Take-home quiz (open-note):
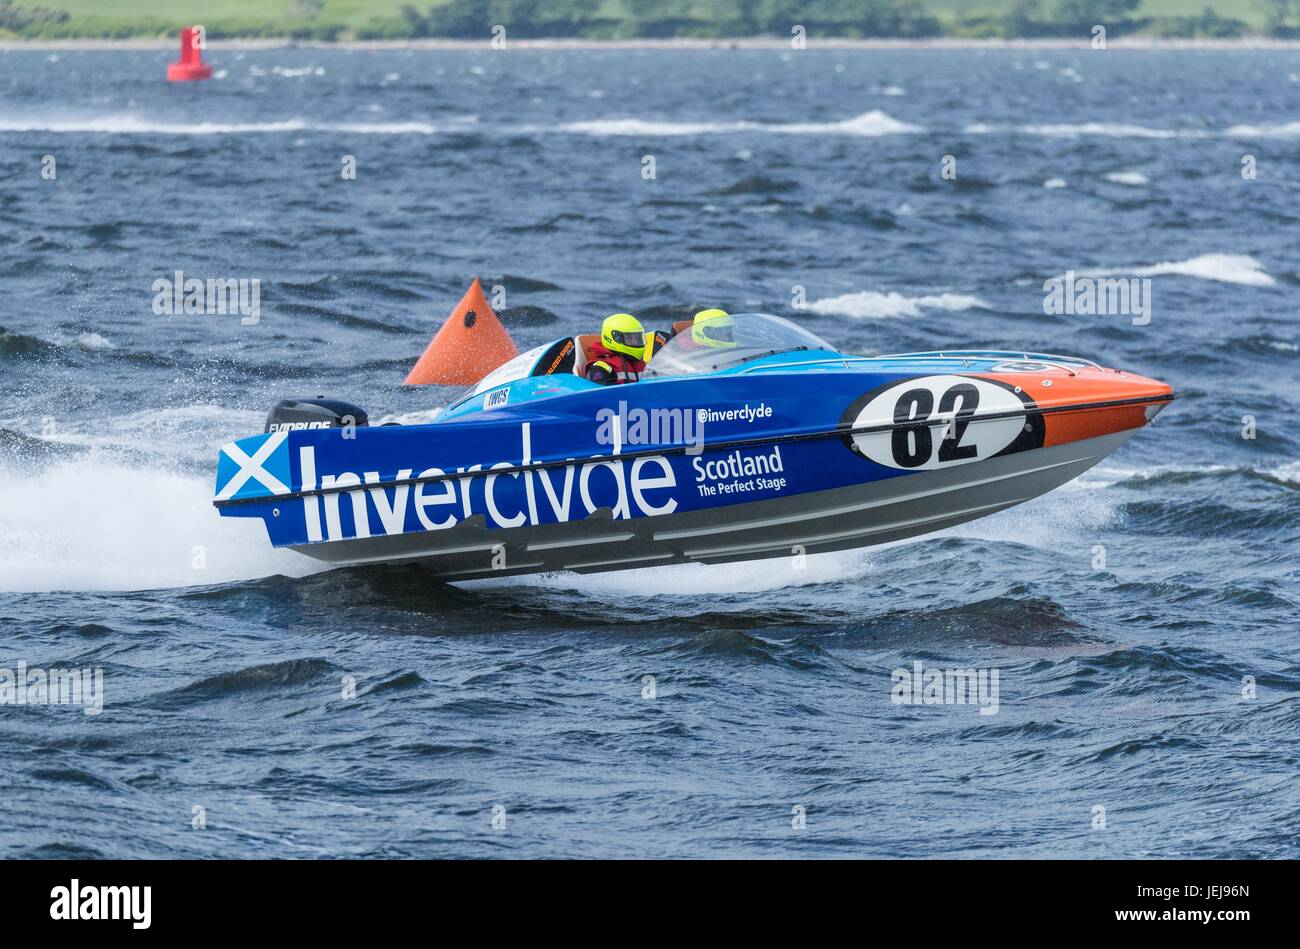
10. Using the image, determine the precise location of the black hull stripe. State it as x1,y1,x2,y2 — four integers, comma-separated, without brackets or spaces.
214,391,1173,509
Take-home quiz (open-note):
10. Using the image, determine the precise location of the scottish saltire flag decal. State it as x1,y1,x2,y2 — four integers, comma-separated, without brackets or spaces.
215,431,291,501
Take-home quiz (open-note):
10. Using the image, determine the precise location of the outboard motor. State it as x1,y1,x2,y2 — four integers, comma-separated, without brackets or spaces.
265,397,369,434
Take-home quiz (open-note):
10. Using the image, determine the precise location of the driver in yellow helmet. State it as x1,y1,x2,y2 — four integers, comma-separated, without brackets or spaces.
690,308,735,349
585,312,648,385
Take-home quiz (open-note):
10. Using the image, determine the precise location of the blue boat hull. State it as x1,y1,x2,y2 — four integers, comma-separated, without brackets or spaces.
213,350,1172,578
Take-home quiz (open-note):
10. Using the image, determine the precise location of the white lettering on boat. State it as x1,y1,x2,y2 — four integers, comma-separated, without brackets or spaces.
300,421,680,542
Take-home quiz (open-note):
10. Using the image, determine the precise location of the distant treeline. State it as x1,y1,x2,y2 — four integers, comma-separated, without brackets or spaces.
389,0,1273,40
5,0,1300,41
397,0,943,40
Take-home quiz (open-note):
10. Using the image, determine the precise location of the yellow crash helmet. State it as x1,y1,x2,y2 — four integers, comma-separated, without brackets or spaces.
692,309,734,348
600,312,646,359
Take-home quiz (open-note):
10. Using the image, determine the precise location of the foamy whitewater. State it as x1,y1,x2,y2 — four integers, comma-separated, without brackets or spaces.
1067,253,1275,287
1,47,1296,860
554,109,921,136
807,291,989,319
0,109,915,138
0,458,322,593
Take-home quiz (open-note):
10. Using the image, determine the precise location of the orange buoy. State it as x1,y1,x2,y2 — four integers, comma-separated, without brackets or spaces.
167,27,212,82
404,278,519,386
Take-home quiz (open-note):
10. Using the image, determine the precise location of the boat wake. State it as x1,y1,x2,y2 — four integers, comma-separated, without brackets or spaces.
0,456,321,593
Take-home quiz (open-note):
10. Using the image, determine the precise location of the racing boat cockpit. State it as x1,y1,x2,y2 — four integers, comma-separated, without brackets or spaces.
644,313,835,377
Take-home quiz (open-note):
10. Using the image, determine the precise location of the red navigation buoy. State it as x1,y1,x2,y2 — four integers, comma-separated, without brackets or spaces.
405,279,519,386
167,27,212,82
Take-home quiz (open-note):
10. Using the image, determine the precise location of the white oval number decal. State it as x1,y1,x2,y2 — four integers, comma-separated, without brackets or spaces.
851,375,1025,470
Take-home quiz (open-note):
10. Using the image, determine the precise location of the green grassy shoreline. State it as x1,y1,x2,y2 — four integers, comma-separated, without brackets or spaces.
0,0,1293,41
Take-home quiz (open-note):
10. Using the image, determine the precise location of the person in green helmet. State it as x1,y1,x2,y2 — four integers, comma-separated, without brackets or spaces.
585,312,648,385
690,308,735,349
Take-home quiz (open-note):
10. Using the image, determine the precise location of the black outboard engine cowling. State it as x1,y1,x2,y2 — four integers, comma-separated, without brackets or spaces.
265,397,369,434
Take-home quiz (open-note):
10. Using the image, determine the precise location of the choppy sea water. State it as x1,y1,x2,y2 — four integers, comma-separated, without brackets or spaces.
0,47,1297,858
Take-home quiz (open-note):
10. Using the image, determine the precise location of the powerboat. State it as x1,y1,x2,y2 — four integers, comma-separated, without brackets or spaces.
213,313,1173,579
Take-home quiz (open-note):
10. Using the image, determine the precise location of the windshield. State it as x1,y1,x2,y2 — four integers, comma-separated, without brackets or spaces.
644,313,834,377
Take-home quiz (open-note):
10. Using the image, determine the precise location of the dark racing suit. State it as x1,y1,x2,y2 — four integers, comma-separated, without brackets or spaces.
585,344,646,385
